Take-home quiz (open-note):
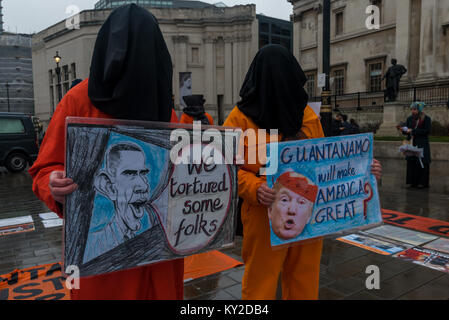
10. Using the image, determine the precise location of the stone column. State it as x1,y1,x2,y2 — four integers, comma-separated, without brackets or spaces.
172,35,188,107
395,0,412,83
232,40,240,104
292,12,302,62
417,0,438,82
203,35,216,115
224,37,234,110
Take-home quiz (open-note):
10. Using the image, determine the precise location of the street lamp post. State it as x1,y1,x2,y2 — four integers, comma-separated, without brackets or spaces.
5,81,10,112
320,0,332,137
53,51,62,114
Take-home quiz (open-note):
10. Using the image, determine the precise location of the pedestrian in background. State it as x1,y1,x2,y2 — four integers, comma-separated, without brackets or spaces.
339,114,352,135
332,113,343,136
400,102,431,188
350,119,360,134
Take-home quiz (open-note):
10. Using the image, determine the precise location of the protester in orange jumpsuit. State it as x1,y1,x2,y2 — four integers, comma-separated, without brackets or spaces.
179,94,214,125
29,4,183,300
223,45,382,300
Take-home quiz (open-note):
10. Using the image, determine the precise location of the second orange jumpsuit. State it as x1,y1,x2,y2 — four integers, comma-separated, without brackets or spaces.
223,105,324,300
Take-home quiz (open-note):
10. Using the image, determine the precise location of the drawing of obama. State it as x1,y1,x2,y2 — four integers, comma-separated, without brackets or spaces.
83,142,155,263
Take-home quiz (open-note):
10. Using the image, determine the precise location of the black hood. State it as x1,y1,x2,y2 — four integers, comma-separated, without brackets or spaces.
183,94,206,117
237,45,308,137
182,94,209,124
88,4,173,122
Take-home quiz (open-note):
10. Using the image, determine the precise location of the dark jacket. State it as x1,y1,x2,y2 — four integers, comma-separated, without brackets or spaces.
332,119,342,136
405,114,431,164
340,121,352,136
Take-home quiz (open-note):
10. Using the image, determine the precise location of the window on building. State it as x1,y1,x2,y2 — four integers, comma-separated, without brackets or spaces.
332,67,345,95
57,84,62,103
367,60,384,92
192,47,199,64
260,22,269,33
272,24,281,35
63,83,70,95
305,72,316,98
259,34,269,49
280,38,291,52
50,86,55,113
49,70,53,86
335,11,344,36
71,63,77,80
63,65,69,82
62,65,70,95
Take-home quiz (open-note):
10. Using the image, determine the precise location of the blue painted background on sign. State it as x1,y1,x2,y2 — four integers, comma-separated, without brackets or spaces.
266,133,382,247
88,132,170,234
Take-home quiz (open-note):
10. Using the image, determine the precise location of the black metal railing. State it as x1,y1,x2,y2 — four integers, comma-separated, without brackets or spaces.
309,82,449,111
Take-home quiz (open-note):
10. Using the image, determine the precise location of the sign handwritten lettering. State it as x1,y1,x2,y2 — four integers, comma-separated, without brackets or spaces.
267,133,382,247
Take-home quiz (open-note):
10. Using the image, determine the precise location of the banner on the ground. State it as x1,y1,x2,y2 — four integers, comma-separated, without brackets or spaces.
0,263,69,300
0,251,243,300
64,118,238,277
266,133,382,247
382,209,449,237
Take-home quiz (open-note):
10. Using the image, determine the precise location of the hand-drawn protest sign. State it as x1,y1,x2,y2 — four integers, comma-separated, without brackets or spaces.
266,133,382,247
64,118,238,277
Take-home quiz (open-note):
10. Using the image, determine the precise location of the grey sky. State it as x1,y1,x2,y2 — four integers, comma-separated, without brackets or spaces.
2,0,292,34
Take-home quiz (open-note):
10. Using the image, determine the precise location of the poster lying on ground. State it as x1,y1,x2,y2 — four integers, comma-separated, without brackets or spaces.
364,224,438,246
266,133,382,247
394,247,449,273
423,238,449,254
64,118,238,277
337,233,411,255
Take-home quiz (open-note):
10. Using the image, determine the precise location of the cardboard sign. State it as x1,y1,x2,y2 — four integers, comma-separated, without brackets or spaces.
266,133,382,247
64,118,238,277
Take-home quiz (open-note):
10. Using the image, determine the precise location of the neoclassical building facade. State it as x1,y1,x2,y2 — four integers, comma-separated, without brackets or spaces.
32,5,260,127
289,0,449,98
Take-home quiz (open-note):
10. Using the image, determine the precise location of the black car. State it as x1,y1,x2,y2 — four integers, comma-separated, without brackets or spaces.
0,112,39,173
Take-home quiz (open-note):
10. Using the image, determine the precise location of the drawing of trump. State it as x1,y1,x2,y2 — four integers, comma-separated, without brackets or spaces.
83,142,154,263
268,171,318,240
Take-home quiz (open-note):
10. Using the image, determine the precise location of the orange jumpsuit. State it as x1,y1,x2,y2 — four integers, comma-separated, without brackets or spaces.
223,106,324,300
179,113,214,125
29,79,184,300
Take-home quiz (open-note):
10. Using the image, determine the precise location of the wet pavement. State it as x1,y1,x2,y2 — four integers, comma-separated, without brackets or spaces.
0,158,448,300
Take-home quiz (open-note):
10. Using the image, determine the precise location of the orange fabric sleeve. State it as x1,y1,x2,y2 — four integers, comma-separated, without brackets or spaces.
223,107,265,205
302,106,325,139
179,113,193,124
206,113,214,125
28,94,75,217
171,109,179,123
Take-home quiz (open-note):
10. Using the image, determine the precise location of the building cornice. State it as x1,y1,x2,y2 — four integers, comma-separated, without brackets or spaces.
331,22,395,45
